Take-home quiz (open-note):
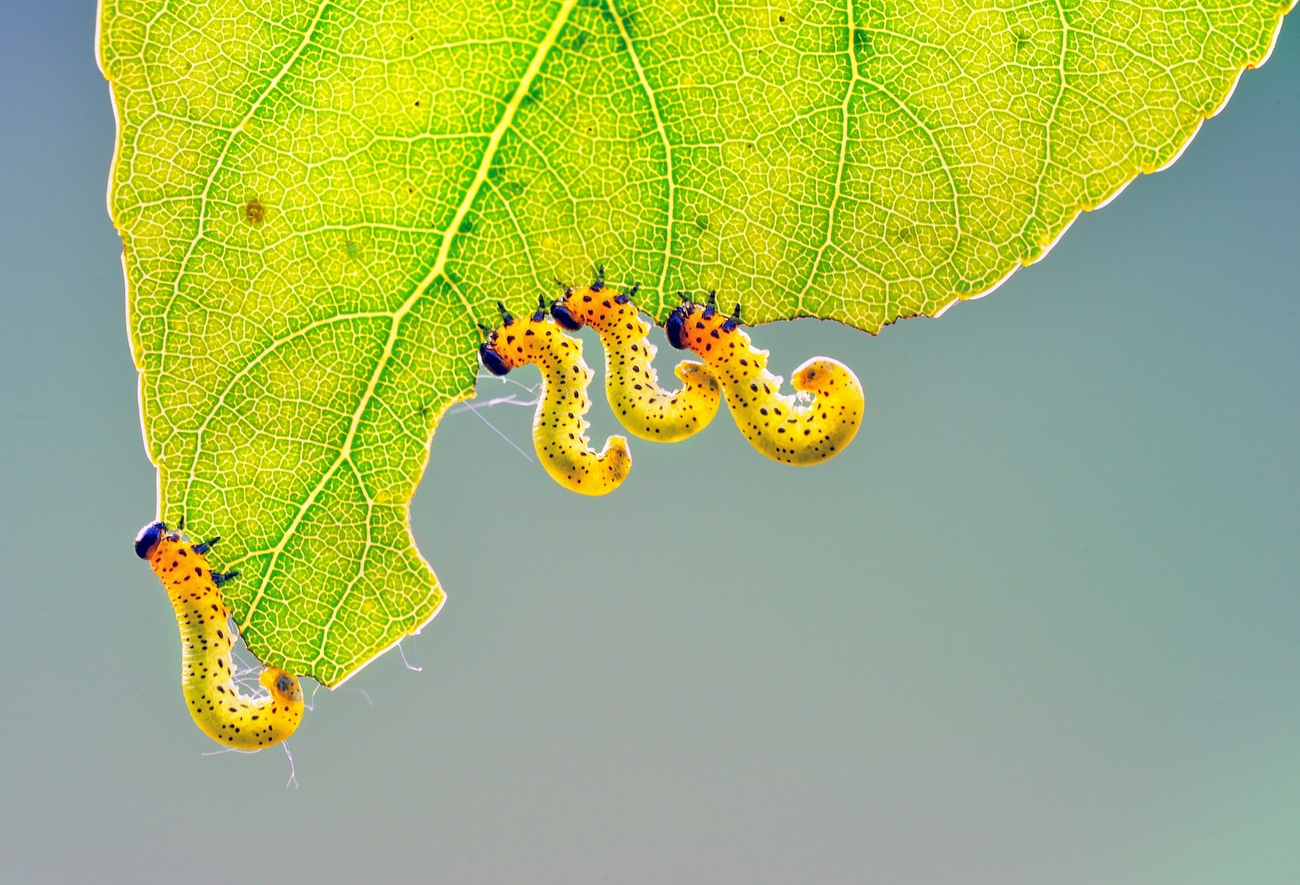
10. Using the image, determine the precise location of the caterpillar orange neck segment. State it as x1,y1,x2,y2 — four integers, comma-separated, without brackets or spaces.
552,282,720,443
481,306,631,495
136,521,303,749
666,298,864,465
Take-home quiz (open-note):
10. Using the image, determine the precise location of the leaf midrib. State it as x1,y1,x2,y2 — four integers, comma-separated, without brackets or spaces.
235,0,582,641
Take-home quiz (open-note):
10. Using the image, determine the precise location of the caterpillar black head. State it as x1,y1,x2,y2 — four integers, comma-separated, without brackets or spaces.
549,276,584,330
550,295,583,331
135,520,167,559
480,341,510,376
478,318,511,376
665,292,694,350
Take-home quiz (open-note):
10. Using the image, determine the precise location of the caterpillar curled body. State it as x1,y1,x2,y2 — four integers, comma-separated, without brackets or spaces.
135,520,304,749
480,298,632,495
551,274,721,443
666,294,865,465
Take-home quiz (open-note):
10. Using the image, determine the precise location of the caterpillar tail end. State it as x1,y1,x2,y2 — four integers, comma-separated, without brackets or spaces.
253,666,306,749
590,434,632,495
791,356,863,402
673,360,721,396
790,356,866,462
260,666,305,707
541,434,633,496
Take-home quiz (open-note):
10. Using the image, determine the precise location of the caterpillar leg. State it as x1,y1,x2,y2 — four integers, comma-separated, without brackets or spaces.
479,298,631,495
551,272,721,443
134,521,304,749
666,294,864,465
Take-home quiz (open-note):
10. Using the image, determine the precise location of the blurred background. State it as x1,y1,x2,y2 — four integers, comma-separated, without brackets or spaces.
1,2,1297,883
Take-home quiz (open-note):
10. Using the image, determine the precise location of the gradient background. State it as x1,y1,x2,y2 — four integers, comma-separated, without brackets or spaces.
1,2,1297,882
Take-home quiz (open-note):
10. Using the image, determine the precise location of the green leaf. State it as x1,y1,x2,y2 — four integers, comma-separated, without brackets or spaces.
99,0,1293,686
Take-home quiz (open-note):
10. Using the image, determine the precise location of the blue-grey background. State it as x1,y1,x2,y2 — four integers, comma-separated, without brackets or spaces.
1,2,1297,882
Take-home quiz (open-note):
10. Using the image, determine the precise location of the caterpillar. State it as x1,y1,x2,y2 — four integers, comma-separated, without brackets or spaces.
135,520,304,749
666,293,864,465
551,271,722,443
479,297,632,495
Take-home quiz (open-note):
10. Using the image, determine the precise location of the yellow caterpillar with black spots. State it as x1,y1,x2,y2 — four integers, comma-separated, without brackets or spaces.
666,293,864,465
135,520,304,748
550,271,721,443
479,297,632,495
